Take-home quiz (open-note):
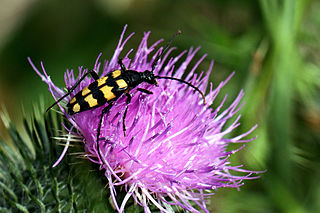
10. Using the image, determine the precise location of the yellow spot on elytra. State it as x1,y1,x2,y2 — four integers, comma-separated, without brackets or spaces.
116,79,128,89
112,70,121,78
84,94,98,107
100,85,116,100
73,103,80,113
97,76,108,87
69,97,76,104
82,87,91,96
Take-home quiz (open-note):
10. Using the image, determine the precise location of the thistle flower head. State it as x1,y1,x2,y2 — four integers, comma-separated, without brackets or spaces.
30,25,260,213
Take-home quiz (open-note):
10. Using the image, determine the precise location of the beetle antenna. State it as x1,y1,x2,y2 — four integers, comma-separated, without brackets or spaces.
155,76,206,104
151,30,181,72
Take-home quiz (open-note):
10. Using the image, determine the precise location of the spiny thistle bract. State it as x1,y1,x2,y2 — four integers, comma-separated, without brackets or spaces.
29,26,261,212
0,107,116,212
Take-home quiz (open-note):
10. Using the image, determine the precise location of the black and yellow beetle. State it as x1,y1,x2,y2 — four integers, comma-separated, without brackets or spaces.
47,31,206,162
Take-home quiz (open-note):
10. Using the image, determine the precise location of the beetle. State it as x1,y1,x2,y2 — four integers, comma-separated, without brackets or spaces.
47,31,206,162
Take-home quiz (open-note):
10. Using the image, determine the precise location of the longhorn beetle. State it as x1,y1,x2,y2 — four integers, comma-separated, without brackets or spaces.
47,30,206,163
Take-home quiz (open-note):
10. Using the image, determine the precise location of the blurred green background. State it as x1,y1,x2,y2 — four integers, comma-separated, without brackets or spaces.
0,0,319,212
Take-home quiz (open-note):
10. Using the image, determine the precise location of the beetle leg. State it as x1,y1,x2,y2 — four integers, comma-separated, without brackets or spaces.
96,103,113,164
118,58,127,72
137,88,153,94
67,70,99,91
88,70,99,80
46,70,99,112
123,93,132,136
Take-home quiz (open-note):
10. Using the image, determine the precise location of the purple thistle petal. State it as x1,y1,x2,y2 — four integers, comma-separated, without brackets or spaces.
52,126,74,167
30,26,262,212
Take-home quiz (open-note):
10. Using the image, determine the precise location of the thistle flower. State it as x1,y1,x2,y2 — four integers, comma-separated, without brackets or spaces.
29,25,260,213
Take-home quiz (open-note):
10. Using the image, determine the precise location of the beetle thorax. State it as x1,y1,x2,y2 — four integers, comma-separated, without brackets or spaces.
124,70,157,87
